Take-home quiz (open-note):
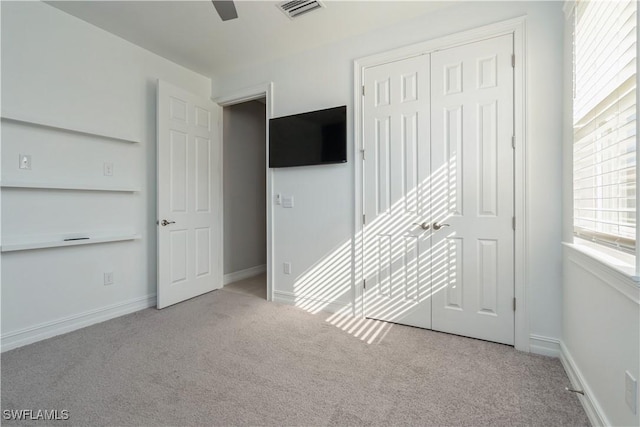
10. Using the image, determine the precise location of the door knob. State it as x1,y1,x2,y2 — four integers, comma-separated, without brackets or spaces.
160,219,175,226
432,222,450,231
413,222,430,230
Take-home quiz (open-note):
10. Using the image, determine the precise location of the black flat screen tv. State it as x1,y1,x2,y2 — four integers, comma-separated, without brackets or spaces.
269,105,347,168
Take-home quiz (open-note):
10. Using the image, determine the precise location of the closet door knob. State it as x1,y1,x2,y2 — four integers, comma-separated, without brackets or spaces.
413,222,431,230
160,219,175,226
432,222,450,231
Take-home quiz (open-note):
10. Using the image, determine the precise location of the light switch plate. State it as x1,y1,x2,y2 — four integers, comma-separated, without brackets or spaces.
103,162,114,176
19,154,31,170
282,196,294,208
283,262,291,275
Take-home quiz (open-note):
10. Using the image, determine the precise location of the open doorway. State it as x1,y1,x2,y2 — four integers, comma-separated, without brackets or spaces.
222,99,267,299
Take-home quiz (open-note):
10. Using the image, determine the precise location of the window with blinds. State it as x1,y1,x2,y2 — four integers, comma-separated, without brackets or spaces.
573,0,637,252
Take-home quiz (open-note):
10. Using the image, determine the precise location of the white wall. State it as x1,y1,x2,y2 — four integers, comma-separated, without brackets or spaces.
560,5,640,426
212,1,565,339
562,248,639,426
1,1,211,350
223,101,266,275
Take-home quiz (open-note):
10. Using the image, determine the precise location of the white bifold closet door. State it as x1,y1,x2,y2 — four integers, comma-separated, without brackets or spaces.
363,34,515,345
362,54,433,329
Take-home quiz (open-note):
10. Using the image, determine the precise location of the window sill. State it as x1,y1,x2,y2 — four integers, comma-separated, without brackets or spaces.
563,240,639,282
563,240,640,305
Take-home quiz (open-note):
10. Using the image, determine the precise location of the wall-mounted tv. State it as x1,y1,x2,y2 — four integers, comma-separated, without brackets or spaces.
269,105,347,168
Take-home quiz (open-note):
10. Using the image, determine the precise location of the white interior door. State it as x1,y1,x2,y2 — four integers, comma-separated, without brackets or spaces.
362,35,514,344
430,35,514,345
362,55,432,329
157,80,222,309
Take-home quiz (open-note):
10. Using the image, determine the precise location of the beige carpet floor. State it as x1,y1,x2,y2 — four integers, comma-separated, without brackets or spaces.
1,275,589,426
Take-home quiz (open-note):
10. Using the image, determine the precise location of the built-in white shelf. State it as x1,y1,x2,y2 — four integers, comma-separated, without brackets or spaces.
1,181,140,192
1,111,141,144
1,234,142,253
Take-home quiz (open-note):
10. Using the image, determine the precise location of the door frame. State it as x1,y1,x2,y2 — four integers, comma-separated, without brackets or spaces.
214,82,275,301
354,17,529,351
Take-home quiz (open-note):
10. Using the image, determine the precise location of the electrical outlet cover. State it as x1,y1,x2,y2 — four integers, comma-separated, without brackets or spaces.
103,272,114,285
19,154,31,170
626,371,637,414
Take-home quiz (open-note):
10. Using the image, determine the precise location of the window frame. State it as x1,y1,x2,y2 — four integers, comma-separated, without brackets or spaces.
568,0,639,273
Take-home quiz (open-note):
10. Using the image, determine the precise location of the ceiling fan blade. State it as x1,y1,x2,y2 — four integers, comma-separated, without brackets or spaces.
212,0,238,21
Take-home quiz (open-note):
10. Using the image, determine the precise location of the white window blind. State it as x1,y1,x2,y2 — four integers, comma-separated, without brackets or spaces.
573,0,637,251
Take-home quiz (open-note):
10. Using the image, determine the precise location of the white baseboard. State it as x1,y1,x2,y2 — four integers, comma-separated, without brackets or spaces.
559,341,609,427
1,294,156,353
223,264,266,286
529,334,561,357
273,290,351,314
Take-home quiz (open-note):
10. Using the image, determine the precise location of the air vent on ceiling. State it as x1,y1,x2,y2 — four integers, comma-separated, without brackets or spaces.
277,0,325,19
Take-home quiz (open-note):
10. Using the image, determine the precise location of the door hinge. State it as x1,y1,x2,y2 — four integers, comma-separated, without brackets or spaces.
362,85,365,96
363,214,366,224
511,54,515,68
512,216,516,230
513,297,516,311
512,135,516,149
363,279,367,289
361,149,366,160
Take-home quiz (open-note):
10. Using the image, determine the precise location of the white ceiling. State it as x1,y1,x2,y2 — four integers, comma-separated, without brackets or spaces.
46,1,455,77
